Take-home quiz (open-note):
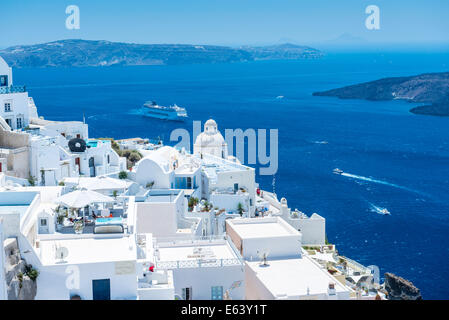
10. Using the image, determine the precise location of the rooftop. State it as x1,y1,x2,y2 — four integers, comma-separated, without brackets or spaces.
38,235,136,265
154,237,243,269
246,256,350,298
227,217,299,239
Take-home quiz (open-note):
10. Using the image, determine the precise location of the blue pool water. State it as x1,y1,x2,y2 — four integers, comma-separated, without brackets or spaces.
95,217,123,224
14,52,449,299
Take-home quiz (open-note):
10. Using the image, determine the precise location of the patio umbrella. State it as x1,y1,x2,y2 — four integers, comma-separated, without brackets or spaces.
55,189,114,209
82,176,132,191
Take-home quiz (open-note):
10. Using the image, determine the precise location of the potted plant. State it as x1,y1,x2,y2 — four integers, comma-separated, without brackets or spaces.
56,214,65,230
188,197,199,211
74,220,84,234
237,202,244,216
146,181,155,189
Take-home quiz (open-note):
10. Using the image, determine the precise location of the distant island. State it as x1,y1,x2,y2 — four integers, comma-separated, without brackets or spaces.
0,39,323,68
313,72,449,117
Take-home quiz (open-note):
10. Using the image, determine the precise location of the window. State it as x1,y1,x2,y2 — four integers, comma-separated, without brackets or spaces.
182,287,192,300
0,75,7,87
211,286,223,300
4,102,11,112
5,119,12,127
187,177,192,189
16,117,23,129
40,219,47,226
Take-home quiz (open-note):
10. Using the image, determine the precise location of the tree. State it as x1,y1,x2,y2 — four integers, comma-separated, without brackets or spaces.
188,197,199,211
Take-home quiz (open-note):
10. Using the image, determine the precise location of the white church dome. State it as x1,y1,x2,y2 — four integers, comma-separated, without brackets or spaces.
196,119,225,147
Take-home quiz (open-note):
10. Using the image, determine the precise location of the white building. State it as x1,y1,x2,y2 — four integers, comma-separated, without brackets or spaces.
0,56,38,130
35,236,138,300
133,146,201,196
152,236,245,300
0,187,176,300
201,153,255,216
226,217,302,260
226,217,352,300
0,124,30,178
0,218,7,300
133,189,201,238
260,192,326,245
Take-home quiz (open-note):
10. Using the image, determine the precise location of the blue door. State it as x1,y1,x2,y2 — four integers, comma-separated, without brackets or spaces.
92,279,110,300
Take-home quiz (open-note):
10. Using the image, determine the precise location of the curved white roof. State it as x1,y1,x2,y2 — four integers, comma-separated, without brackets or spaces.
136,146,179,174
0,56,9,73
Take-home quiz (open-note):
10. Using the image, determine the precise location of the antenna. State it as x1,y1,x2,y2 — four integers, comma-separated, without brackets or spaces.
55,246,69,263
257,249,270,267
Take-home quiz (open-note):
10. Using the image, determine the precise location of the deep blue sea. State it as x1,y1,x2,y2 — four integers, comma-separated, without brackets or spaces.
15,52,449,299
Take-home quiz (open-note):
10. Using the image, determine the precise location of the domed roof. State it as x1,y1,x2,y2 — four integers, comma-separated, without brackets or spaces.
194,119,226,147
205,119,217,128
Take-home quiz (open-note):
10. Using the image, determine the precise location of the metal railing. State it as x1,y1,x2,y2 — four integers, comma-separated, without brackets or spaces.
0,85,26,94
156,258,242,269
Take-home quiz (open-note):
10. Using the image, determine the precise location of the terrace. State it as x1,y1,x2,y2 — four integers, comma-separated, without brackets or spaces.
153,235,244,269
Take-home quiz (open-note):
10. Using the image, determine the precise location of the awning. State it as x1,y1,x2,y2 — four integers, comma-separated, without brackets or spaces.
55,189,114,208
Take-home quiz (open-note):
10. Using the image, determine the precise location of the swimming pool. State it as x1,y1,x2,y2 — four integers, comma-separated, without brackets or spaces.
95,217,123,225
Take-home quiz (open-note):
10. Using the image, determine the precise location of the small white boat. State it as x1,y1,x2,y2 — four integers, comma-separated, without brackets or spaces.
333,168,344,175
380,208,391,215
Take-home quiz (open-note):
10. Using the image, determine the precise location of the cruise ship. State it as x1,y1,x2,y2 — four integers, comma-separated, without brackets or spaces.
142,101,188,121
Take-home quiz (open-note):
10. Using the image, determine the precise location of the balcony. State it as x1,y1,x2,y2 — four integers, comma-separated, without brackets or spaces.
0,85,26,94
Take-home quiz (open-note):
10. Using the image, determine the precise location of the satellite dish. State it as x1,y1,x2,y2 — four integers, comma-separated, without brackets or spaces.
68,138,87,153
55,246,69,262
257,249,270,267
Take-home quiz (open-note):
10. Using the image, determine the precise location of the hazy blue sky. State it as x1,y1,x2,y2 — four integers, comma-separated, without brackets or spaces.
2,0,449,47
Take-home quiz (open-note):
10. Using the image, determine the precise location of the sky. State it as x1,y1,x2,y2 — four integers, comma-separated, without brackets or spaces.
2,0,449,48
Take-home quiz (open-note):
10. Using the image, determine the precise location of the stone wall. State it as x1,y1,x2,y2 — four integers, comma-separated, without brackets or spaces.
4,238,37,300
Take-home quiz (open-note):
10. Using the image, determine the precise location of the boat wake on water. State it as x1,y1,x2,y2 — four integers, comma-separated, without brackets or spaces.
334,169,426,196
369,203,391,215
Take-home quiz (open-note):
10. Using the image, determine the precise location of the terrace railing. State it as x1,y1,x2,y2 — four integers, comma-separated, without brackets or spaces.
156,258,242,269
0,85,26,94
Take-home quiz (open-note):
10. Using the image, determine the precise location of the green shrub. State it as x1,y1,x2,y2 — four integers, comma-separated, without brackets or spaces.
27,176,36,186
118,171,128,179
27,269,39,282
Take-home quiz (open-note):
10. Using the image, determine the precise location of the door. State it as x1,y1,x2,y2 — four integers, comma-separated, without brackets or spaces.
89,157,96,177
75,157,81,174
0,75,7,87
187,177,192,189
92,279,110,300
182,287,192,300
211,286,223,300
38,218,49,234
